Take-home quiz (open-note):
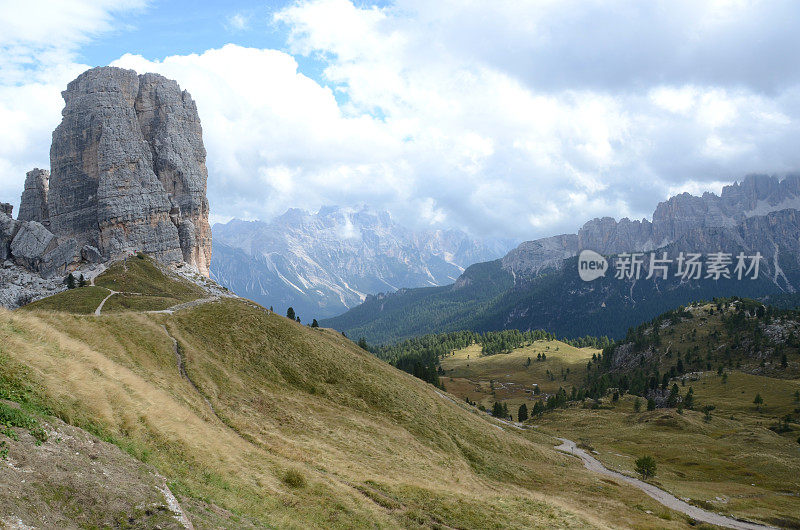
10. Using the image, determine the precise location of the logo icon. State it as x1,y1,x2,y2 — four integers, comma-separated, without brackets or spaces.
578,250,607,282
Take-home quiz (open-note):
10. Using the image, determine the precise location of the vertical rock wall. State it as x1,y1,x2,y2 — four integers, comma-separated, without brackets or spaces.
18,168,50,224
47,66,211,276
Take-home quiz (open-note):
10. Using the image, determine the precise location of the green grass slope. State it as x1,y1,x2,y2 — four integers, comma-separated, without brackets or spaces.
23,254,207,314
0,260,694,528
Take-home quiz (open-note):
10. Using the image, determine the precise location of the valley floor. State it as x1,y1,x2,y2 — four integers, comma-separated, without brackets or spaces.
439,338,800,528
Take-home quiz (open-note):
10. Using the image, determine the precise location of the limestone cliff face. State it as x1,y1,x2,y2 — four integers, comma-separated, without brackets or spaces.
18,168,50,224
48,66,211,276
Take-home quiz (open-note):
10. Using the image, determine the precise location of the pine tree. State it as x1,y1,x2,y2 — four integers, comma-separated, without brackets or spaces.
684,387,694,410
518,403,528,422
634,455,656,479
286,307,295,320
753,393,764,411
65,273,76,289
492,401,504,418
667,383,680,407
357,337,369,350
78,274,87,287
646,398,656,411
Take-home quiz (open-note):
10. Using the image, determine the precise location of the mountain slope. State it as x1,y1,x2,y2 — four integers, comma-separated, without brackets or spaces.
0,261,684,528
210,206,515,319
323,179,800,344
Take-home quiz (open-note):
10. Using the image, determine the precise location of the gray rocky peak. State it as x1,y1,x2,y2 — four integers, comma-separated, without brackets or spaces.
501,234,577,276
0,203,11,216
18,168,50,224
48,66,211,276
504,173,800,277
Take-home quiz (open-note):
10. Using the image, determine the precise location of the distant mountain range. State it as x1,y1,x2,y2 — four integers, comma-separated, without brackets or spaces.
322,174,800,344
210,206,516,319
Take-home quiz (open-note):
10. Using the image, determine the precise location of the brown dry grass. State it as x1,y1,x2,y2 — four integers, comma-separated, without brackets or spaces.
0,297,696,528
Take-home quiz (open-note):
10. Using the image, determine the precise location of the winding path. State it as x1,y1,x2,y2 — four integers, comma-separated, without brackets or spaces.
147,296,219,315
161,325,218,417
94,290,118,316
554,438,775,530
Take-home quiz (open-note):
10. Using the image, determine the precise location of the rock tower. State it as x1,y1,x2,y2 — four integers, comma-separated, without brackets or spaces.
47,66,211,276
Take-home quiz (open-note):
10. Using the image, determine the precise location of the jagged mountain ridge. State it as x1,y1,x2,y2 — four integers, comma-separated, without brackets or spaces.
503,173,800,277
323,174,800,343
210,206,516,319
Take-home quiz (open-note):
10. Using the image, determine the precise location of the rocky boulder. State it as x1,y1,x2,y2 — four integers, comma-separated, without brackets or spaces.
10,221,58,271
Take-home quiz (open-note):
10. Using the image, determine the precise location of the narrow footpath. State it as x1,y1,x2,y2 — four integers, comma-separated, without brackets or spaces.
160,325,218,418
94,290,117,316
554,438,775,530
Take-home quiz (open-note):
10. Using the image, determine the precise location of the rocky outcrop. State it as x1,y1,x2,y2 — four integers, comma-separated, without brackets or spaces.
48,66,211,276
0,66,215,308
501,234,577,276
18,168,50,224
1,212,21,261
9,221,57,270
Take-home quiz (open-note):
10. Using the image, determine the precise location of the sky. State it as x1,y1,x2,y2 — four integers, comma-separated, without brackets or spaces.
2,0,800,240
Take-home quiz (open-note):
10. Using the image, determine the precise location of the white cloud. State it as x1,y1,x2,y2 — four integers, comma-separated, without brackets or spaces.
226,12,250,31
265,0,800,237
3,0,800,243
110,45,402,222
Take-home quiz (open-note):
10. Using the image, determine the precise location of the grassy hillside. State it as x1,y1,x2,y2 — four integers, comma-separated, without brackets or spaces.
23,255,207,313
0,398,187,528
440,340,599,411
0,260,691,528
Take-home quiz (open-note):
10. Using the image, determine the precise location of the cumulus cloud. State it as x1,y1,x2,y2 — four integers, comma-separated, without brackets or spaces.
268,0,800,236
2,0,800,241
